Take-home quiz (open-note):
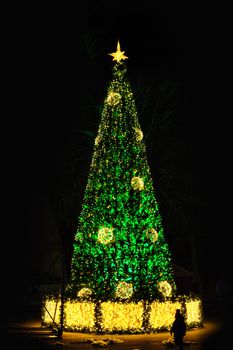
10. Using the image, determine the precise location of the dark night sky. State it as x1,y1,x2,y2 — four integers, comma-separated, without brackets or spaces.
2,1,232,296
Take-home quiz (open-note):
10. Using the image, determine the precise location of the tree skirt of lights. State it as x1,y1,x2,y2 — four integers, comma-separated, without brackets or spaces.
42,295,203,334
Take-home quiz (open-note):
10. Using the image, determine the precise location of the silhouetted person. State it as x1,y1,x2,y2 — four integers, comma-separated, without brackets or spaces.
170,309,186,350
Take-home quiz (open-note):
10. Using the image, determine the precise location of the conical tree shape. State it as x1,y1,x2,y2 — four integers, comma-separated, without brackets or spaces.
68,42,176,302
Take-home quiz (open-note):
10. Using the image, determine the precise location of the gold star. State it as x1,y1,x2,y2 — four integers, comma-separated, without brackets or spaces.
109,41,128,62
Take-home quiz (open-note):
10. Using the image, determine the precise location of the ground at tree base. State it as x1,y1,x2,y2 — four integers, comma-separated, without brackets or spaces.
5,299,231,350
6,317,229,350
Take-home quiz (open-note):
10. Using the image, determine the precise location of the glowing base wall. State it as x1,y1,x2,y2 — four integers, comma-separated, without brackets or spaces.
42,296,203,333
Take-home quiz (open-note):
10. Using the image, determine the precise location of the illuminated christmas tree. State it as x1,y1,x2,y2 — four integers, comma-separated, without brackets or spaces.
68,41,176,302
42,42,203,333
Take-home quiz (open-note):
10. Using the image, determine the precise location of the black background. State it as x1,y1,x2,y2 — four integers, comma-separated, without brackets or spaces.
1,1,232,302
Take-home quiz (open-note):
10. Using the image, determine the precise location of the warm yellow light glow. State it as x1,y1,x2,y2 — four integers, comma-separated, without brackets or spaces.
149,300,181,330
157,281,172,297
77,287,92,298
185,298,203,325
131,176,144,191
65,301,95,331
146,228,158,243
109,41,128,62
106,91,121,106
133,127,143,141
42,296,203,333
101,301,143,332
98,227,114,244
42,299,61,325
95,135,100,145
115,281,133,299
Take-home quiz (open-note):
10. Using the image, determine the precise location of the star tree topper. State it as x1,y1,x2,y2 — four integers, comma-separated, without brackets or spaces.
109,41,128,62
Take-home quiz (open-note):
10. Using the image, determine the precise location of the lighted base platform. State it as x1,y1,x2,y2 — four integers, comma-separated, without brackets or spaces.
42,295,203,334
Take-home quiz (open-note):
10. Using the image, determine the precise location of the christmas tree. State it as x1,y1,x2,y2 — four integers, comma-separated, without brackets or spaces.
67,41,176,302
42,42,203,333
